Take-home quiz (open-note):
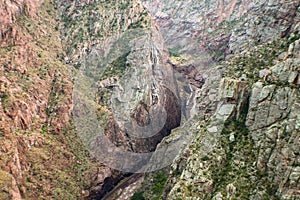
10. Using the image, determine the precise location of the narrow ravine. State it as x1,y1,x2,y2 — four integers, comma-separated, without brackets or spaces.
89,53,202,199
58,0,184,198
101,173,144,200
1,0,299,199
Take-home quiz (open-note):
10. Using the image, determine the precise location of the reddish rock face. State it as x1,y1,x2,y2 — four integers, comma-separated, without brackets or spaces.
0,0,43,46
0,1,79,199
0,0,72,136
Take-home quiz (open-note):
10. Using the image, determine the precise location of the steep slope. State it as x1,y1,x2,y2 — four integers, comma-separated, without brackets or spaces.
1,0,182,199
57,0,182,198
58,0,181,168
1,0,299,199
143,0,299,61
135,0,300,200
159,32,300,200
0,0,109,199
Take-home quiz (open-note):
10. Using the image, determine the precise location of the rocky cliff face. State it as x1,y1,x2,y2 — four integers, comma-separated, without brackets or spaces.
59,0,181,152
143,0,299,61
1,0,182,199
136,0,300,199
59,0,181,187
1,0,109,199
1,0,299,200
152,34,300,199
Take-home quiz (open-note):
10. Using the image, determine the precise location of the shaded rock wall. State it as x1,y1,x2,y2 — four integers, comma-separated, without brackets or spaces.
58,0,182,197
59,0,181,158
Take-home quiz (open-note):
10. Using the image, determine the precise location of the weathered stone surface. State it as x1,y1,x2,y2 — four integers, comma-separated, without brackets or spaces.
0,0,111,199
0,170,21,200
1,0,300,199
59,0,181,197
143,0,300,61
215,104,236,121
270,57,300,85
138,2,300,199
0,0,43,46
246,83,295,131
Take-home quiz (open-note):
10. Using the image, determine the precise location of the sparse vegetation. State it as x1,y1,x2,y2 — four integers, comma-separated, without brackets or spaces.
41,125,47,135
224,31,300,85
131,191,146,200
207,102,278,199
151,173,168,198
100,51,131,81
201,155,210,161
0,0,105,198
0,92,11,113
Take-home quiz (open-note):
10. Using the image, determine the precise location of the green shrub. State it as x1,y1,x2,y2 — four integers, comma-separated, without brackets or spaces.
152,173,168,197
131,191,145,200
201,156,209,161
100,51,131,80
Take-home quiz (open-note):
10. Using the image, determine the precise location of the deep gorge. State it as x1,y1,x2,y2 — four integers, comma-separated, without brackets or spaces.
0,0,299,199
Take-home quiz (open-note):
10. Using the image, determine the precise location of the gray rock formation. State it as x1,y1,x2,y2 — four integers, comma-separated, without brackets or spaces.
136,1,300,200
59,0,181,197
143,0,300,61
1,0,299,199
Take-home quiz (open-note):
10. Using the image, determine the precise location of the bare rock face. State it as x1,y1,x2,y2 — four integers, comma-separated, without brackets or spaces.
1,0,299,199
61,0,181,153
59,0,181,197
244,38,300,199
143,0,300,61
0,0,72,136
246,82,294,131
161,36,299,200
0,0,181,197
137,2,300,200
